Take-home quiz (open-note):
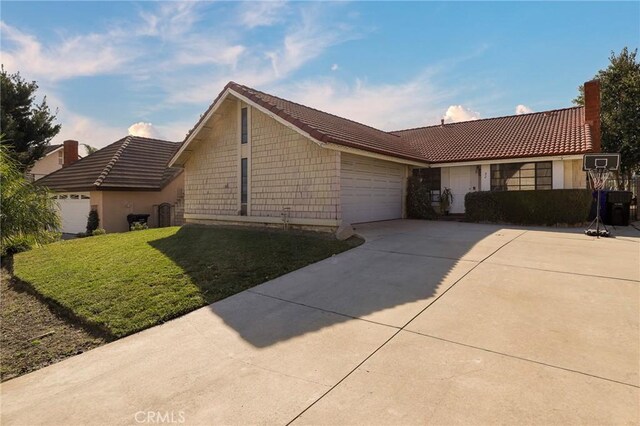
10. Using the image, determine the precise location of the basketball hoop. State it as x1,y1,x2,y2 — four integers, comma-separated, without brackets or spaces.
587,168,610,191
583,153,621,238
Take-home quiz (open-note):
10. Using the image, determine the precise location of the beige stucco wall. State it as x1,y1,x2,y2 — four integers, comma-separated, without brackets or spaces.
90,173,184,233
183,96,341,227
564,159,588,189
30,150,62,180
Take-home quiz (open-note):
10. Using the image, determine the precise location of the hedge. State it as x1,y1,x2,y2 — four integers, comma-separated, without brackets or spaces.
406,176,439,220
465,189,593,226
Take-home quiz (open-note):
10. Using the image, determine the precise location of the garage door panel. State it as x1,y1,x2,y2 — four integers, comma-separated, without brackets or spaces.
54,192,91,234
340,154,404,225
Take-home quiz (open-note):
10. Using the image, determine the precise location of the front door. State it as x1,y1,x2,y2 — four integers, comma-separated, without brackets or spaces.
448,167,472,214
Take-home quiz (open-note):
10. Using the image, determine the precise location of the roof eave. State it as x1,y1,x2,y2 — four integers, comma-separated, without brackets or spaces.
169,86,234,167
429,152,588,168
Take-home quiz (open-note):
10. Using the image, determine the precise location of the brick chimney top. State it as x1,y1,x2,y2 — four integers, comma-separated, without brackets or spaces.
584,80,601,153
62,140,79,167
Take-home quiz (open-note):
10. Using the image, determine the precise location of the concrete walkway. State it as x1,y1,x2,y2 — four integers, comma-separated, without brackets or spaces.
2,220,638,425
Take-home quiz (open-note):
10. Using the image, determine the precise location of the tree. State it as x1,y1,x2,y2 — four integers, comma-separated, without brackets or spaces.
0,142,60,257
82,143,98,155
574,48,640,186
0,67,61,171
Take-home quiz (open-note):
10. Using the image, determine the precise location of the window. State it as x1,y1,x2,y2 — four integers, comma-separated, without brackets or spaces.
240,158,248,215
412,167,441,202
58,151,63,165
241,107,248,144
490,162,552,191
413,168,441,190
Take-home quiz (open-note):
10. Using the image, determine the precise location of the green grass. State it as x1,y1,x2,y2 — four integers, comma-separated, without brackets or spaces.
13,226,362,339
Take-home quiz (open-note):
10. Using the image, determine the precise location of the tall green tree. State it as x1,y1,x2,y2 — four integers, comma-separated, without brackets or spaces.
0,142,60,257
574,47,640,185
0,68,61,171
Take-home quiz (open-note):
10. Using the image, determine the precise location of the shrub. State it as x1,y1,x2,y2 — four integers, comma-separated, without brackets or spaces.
1,144,60,256
130,222,149,231
92,228,106,236
2,231,61,256
406,176,439,220
465,189,593,225
86,210,99,234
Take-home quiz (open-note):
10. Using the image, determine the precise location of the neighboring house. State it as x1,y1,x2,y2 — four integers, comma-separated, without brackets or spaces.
169,80,601,230
28,140,80,180
37,136,184,234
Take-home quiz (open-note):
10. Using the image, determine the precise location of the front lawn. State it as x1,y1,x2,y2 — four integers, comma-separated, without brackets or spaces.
13,225,362,339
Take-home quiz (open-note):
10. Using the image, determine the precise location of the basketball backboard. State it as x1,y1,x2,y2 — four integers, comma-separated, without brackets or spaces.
583,153,620,171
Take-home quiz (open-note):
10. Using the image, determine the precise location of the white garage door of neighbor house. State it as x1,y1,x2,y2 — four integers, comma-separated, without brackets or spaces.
341,153,405,225
54,193,91,234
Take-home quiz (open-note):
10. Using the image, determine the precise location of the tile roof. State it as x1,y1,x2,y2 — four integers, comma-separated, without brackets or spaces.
393,107,593,163
37,136,182,192
179,82,595,165
182,82,426,163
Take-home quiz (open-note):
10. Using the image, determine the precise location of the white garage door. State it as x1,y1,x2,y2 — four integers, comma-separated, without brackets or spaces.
341,153,405,225
54,193,91,234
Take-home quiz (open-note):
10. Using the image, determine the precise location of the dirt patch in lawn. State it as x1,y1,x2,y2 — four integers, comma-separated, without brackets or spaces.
1,268,108,382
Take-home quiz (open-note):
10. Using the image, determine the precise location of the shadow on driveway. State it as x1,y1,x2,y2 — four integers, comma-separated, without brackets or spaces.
150,221,510,348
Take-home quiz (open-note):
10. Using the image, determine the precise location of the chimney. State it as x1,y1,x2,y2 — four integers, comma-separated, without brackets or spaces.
62,140,79,167
584,80,601,153
441,118,445,127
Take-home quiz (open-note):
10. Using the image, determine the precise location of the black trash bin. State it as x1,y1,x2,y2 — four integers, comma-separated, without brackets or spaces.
605,191,632,226
127,213,151,229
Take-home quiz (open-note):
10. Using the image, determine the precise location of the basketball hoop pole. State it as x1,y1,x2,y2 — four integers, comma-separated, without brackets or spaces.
585,168,610,238
595,186,603,237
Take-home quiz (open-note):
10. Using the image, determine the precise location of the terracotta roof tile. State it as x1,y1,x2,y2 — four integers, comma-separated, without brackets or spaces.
181,82,426,163
37,136,182,192
180,82,595,165
393,107,592,163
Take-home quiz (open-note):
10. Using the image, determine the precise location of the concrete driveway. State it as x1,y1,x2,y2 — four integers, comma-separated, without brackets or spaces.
2,220,638,425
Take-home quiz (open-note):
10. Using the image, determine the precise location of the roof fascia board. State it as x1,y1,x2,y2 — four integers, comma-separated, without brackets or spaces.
323,142,430,167
45,146,63,156
169,88,233,167
429,154,584,168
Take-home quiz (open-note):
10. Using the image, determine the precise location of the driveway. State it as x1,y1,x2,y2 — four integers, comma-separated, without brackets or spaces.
1,220,638,425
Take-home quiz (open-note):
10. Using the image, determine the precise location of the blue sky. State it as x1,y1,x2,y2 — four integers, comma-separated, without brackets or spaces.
1,1,638,149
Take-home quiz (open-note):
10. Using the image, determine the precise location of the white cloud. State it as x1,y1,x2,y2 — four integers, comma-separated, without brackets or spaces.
167,4,358,105
52,111,125,151
515,104,533,115
331,63,339,71
128,122,160,139
443,105,480,123
240,1,288,28
137,2,200,38
174,41,246,67
266,5,354,78
272,72,454,131
0,21,132,82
